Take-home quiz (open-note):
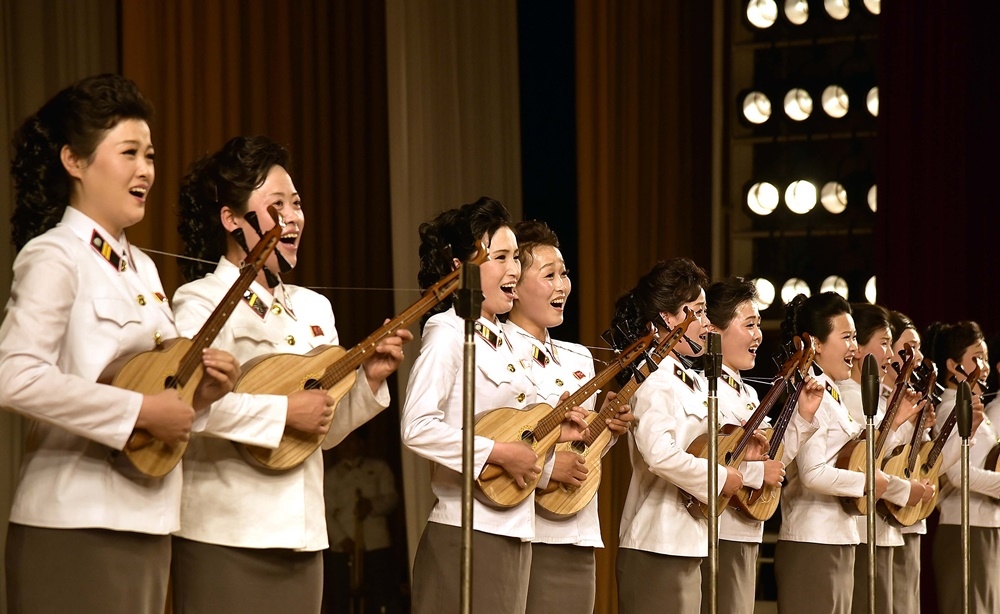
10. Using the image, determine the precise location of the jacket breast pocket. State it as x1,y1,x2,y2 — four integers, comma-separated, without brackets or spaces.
476,350,516,389
231,325,286,353
92,298,142,328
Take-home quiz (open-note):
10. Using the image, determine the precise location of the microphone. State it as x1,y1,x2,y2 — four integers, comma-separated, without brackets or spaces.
957,380,973,439
861,354,879,418
704,332,722,381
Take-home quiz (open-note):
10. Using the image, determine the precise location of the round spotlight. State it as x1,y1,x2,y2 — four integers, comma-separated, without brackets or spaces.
752,278,776,310
820,181,847,214
747,182,780,216
785,180,817,214
783,88,813,121
863,0,880,15
824,0,850,20
781,278,811,304
747,0,779,28
867,184,877,212
865,276,877,303
784,0,809,25
742,91,772,124
866,87,879,117
821,85,849,118
820,275,849,299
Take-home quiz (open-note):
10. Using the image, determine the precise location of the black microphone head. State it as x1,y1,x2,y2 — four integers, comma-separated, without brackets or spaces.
703,332,722,379
957,380,973,438
707,332,722,356
861,353,880,417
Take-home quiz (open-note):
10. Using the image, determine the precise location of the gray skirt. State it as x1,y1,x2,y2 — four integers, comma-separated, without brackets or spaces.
702,540,758,614
932,524,1000,613
892,534,921,614
851,544,894,614
775,540,855,614
170,536,322,613
525,542,596,614
617,547,703,614
410,522,531,614
5,523,170,614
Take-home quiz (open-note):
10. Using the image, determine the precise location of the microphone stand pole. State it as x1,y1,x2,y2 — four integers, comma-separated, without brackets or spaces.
860,354,879,614
956,381,973,614
455,262,482,614
704,332,722,614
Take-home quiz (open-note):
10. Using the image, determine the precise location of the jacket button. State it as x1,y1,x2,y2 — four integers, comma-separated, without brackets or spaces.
555,379,564,387
271,304,283,315
507,364,515,372
286,335,296,345
136,295,146,306
517,393,525,402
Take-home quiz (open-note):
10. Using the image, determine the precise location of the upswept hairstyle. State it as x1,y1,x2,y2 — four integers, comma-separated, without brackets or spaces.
611,257,709,337
417,197,513,320
849,303,891,347
10,74,154,250
780,292,852,346
176,135,289,281
512,219,560,272
924,321,985,385
705,276,757,330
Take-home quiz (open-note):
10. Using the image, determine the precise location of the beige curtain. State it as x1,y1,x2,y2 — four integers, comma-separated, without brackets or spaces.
384,0,524,569
0,1,119,610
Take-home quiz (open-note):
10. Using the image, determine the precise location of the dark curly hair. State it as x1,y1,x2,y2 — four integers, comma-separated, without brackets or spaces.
176,136,290,281
888,310,917,345
417,197,514,320
513,219,560,271
706,276,757,330
849,303,891,346
611,257,709,338
10,74,154,251
780,292,852,346
924,320,985,386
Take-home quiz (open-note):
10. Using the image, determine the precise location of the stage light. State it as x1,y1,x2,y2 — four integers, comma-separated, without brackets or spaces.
784,0,809,25
742,91,772,124
865,276,877,303
747,0,778,28
752,278,776,310
867,184,877,212
747,182,780,215
820,181,847,214
866,87,879,116
863,0,880,15
783,88,813,121
820,275,849,299
781,278,811,304
785,180,817,214
821,85,849,118
824,0,850,21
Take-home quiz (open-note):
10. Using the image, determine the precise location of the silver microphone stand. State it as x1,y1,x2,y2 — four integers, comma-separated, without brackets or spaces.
956,381,973,614
704,332,722,614
455,262,482,614
860,354,879,614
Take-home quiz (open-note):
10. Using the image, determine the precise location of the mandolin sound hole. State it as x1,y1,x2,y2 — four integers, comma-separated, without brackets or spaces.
903,468,911,478
164,375,177,389
571,441,588,454
304,378,321,390
520,429,536,444
725,451,734,464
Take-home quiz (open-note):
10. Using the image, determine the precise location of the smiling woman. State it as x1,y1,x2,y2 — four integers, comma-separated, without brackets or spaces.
0,74,237,614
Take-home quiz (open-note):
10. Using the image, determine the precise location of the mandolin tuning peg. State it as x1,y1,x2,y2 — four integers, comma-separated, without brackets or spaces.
262,267,280,289
244,211,264,238
890,361,902,375
644,350,659,373
230,228,251,255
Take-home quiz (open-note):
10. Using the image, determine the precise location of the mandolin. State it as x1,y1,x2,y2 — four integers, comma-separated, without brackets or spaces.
234,244,488,470
732,335,817,522
880,360,941,526
534,310,696,519
101,207,283,478
682,335,811,520
474,328,659,508
836,344,918,516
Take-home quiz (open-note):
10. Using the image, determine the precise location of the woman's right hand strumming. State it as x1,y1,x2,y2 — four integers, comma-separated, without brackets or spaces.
137,390,196,445
285,389,335,434
488,441,541,488
722,466,744,496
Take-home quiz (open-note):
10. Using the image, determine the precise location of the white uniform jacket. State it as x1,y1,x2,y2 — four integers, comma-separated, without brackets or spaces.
503,320,604,548
618,354,728,557
838,379,915,547
780,373,874,545
936,390,1000,527
0,207,180,533
401,308,538,539
172,258,389,551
